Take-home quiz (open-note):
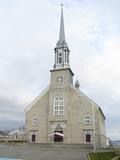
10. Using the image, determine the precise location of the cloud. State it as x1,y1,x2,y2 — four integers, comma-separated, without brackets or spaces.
64,0,120,140
107,125,120,141
0,0,119,140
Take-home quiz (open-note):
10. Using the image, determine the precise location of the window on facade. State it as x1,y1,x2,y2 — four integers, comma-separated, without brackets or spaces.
15,134,18,140
32,115,37,125
85,115,91,124
54,96,64,115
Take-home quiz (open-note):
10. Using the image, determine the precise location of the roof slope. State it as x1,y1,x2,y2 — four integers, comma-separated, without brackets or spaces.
70,84,106,119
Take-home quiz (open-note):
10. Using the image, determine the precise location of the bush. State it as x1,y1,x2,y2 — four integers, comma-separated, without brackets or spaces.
89,152,115,160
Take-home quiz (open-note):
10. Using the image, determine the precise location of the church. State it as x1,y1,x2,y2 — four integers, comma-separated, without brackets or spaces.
25,5,106,148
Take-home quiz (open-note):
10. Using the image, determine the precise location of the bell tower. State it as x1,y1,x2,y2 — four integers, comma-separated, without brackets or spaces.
54,4,70,69
50,4,74,88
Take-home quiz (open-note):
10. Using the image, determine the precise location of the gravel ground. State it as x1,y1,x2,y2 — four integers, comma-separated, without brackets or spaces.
0,144,91,160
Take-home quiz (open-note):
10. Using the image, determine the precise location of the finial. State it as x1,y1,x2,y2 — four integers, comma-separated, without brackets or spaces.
60,2,63,7
75,77,80,89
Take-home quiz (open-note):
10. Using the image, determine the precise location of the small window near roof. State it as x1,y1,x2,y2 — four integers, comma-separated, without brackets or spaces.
85,115,91,124
32,115,37,125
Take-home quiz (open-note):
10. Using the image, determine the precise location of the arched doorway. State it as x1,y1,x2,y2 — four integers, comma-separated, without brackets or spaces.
30,130,38,143
84,130,92,143
85,134,91,143
54,124,64,142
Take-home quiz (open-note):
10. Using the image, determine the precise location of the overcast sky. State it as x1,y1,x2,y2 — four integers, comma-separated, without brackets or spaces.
0,0,120,140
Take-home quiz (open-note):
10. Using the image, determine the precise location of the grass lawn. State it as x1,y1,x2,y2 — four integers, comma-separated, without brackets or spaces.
89,152,115,160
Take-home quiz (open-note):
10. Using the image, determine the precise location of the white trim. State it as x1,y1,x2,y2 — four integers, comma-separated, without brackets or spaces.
54,132,64,137
48,132,64,137
25,85,49,112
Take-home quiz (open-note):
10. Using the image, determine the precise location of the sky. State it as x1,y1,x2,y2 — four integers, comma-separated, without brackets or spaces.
0,0,120,140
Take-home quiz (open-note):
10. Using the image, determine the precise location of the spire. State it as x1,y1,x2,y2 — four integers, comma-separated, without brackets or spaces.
59,3,65,42
54,4,70,70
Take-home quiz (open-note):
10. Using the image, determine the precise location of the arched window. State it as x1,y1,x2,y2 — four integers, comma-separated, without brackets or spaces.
67,54,69,63
32,115,37,125
56,50,59,63
54,96,64,115
64,50,67,63
15,134,18,140
58,53,62,64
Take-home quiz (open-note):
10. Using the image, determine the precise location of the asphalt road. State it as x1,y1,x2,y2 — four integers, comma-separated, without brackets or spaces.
0,144,91,160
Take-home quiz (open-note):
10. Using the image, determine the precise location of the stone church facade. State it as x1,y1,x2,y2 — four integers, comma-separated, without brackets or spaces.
25,5,106,148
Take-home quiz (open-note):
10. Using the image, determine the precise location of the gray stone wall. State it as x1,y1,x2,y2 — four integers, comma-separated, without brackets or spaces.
25,68,106,148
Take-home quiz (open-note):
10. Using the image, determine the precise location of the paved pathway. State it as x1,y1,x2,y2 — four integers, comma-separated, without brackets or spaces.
0,144,91,160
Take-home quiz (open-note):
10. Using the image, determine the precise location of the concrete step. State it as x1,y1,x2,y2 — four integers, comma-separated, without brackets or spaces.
28,143,94,149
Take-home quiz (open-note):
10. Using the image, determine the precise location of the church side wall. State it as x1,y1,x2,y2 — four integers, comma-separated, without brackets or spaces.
98,110,106,148
92,104,106,148
93,106,101,148
68,87,106,148
26,91,49,143
68,87,93,144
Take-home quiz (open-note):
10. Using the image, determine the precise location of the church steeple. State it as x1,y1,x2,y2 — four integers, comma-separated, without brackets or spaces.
54,4,70,69
59,3,65,43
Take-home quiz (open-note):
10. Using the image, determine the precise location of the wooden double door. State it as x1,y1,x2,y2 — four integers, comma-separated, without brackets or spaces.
86,134,91,143
32,134,36,142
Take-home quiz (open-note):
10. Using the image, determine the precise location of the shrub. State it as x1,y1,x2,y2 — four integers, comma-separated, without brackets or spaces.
89,152,115,160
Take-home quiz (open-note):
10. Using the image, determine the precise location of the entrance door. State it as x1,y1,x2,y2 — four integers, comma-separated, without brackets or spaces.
32,134,36,142
54,131,63,142
85,134,91,143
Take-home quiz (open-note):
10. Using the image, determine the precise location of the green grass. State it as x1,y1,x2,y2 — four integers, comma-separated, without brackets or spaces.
89,152,115,160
